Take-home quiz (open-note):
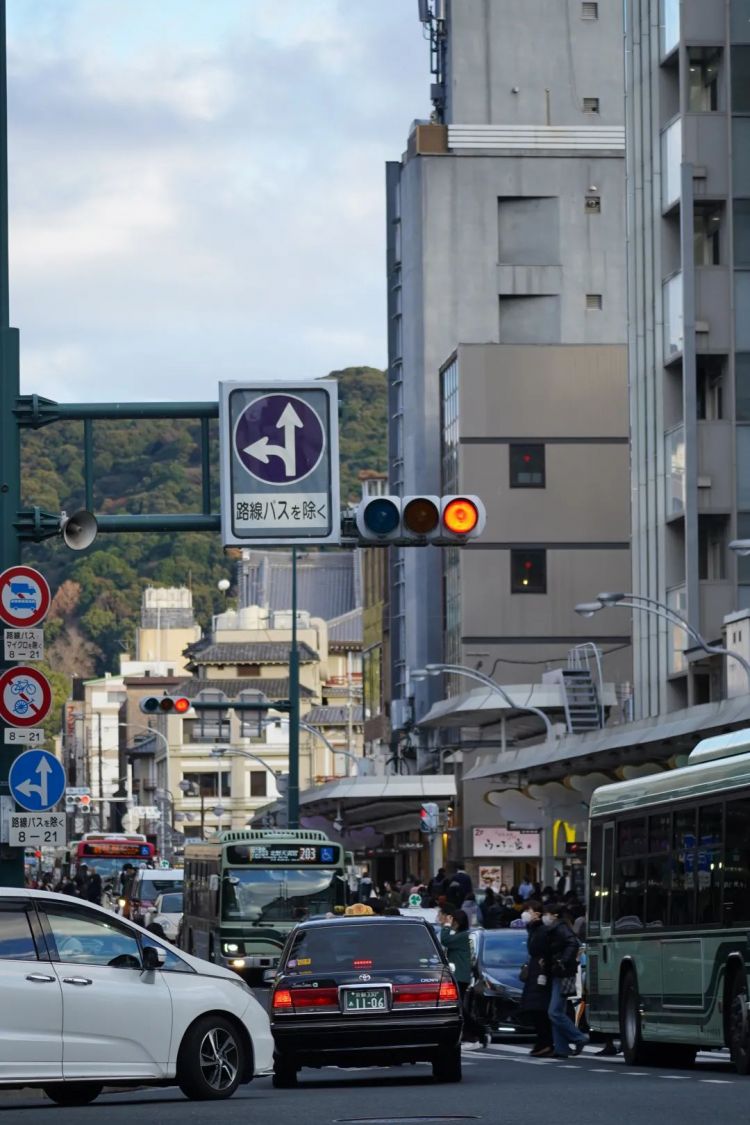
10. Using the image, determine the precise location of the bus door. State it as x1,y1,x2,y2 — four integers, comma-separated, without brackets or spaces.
587,821,615,1023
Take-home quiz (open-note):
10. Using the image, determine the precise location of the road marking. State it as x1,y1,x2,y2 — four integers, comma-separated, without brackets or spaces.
700,1079,732,1084
659,1075,690,1080
590,1068,614,1072
624,1071,648,1076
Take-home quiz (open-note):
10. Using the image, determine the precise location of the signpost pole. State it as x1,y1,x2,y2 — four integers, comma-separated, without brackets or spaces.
0,0,23,887
287,547,300,829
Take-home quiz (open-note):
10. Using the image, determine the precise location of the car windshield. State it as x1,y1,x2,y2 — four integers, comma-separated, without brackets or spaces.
221,868,343,923
480,931,529,968
283,923,443,972
140,878,183,898
158,893,183,913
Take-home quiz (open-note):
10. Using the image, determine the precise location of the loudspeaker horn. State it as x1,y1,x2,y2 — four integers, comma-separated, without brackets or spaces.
60,509,98,551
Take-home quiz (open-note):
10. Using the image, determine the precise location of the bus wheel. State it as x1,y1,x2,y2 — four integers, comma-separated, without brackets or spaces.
729,973,750,1075
620,970,657,1066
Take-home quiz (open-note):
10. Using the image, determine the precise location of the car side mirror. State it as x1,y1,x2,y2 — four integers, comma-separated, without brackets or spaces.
263,968,277,983
142,944,167,971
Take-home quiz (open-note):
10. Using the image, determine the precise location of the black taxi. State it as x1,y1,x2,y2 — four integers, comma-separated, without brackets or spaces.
269,914,463,1086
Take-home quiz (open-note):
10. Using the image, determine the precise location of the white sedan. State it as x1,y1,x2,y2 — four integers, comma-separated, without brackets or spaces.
143,890,183,942
0,886,273,1107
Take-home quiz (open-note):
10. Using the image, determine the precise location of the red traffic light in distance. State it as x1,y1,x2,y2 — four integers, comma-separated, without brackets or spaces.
139,695,191,715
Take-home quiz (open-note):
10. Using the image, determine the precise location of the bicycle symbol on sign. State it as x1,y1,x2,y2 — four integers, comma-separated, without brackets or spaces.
10,678,40,717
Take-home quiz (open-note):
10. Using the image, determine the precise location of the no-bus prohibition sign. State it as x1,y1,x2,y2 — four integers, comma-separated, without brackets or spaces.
0,566,51,628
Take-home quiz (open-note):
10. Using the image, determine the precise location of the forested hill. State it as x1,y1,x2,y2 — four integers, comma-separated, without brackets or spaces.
21,366,387,681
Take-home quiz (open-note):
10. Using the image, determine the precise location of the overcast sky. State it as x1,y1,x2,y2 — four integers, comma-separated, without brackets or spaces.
6,1,428,403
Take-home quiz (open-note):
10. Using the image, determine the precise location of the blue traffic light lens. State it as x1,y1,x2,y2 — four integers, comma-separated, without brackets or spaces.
363,498,400,535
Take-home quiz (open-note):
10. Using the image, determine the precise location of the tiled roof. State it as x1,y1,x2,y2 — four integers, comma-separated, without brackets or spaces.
327,608,363,648
186,642,318,667
174,677,316,701
238,549,361,622
306,705,364,726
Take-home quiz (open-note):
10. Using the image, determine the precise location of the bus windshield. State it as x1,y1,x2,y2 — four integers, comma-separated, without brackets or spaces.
221,867,341,923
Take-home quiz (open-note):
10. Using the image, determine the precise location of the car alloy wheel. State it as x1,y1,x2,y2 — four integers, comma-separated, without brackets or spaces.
199,1026,240,1091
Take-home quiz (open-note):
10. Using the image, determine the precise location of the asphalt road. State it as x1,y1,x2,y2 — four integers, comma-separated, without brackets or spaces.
1,1042,747,1125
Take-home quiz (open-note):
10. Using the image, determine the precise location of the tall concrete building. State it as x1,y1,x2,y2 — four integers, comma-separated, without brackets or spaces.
386,0,631,729
625,1,750,716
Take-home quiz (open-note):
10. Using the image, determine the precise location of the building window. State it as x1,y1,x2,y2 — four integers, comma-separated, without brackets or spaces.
687,48,720,112
665,426,686,515
510,549,547,594
509,444,545,488
581,1,598,17
585,194,601,213
696,356,724,420
192,691,230,743
250,771,267,798
582,97,600,114
667,586,687,673
694,205,722,265
237,664,261,677
732,46,750,112
181,771,230,798
586,293,603,310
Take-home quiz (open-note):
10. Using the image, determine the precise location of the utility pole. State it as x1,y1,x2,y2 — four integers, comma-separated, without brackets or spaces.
0,0,22,887
287,548,300,829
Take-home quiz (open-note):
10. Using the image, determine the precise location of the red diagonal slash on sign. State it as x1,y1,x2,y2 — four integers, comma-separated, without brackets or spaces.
18,691,40,715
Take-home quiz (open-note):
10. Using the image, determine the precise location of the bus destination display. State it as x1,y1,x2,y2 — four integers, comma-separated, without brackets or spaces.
226,843,339,865
81,842,152,858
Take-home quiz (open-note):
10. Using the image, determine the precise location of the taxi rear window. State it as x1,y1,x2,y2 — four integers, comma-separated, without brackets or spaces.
284,923,443,972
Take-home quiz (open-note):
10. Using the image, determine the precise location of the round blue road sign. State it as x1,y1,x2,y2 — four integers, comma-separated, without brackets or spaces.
234,393,325,485
9,749,66,812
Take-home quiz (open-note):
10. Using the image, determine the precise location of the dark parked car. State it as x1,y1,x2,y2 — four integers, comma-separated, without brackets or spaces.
466,927,530,1038
268,915,463,1086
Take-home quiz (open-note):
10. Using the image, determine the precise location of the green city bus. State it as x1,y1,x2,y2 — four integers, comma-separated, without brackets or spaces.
181,828,347,980
586,727,750,1072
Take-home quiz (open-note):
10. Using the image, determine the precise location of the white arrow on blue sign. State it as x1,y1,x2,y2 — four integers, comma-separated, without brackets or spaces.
219,381,340,547
9,749,66,812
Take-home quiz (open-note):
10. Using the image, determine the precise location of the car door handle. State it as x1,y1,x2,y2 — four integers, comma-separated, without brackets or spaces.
26,973,56,983
62,976,93,986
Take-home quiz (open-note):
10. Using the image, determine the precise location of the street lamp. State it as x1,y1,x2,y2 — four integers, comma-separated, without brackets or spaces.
412,662,554,741
178,778,206,838
575,591,750,689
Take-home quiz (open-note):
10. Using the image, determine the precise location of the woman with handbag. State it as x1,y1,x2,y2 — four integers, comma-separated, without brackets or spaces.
543,902,589,1059
518,900,554,1057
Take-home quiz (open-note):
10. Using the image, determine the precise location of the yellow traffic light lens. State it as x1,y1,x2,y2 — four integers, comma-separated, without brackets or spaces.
403,497,439,535
443,498,479,535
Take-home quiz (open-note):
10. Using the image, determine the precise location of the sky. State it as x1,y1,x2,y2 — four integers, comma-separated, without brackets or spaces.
5,1,429,403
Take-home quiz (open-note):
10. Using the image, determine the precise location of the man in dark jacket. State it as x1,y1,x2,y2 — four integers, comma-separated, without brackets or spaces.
519,900,553,1055
544,902,588,1058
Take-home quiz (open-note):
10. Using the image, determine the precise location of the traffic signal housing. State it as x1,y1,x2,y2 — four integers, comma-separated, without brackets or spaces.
355,495,485,545
139,694,191,715
419,802,440,833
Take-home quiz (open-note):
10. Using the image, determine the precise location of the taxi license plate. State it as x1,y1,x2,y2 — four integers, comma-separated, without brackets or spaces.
342,988,388,1012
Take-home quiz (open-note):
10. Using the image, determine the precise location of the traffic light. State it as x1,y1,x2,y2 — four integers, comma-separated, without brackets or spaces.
419,802,440,833
139,694,191,715
355,495,485,545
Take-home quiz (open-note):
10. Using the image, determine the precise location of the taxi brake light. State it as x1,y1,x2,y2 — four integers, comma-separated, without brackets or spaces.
272,989,293,1009
290,988,338,1008
438,980,459,1003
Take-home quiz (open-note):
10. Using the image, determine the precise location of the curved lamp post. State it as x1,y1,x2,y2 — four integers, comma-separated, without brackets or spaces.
263,717,362,777
575,591,750,689
412,662,554,741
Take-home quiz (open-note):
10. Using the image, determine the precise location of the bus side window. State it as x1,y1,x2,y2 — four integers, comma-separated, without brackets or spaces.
697,804,722,925
588,823,603,935
724,798,750,924
601,825,613,927
670,807,696,927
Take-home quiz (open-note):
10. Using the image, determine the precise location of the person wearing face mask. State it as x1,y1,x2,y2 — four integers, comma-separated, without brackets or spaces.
543,902,589,1059
518,900,554,1056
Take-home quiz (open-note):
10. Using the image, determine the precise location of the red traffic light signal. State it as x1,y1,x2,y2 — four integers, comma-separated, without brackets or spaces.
139,695,191,715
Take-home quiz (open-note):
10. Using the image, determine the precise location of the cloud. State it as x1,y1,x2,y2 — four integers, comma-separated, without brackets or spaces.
6,0,429,401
